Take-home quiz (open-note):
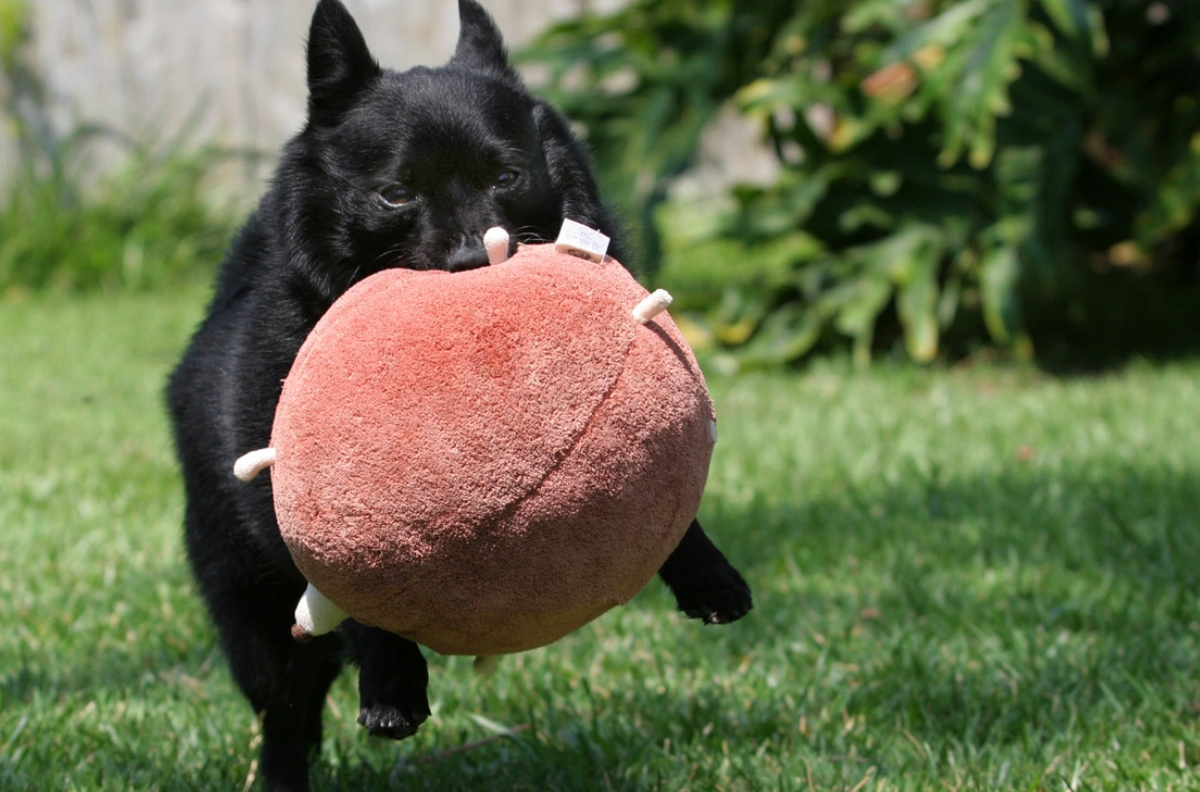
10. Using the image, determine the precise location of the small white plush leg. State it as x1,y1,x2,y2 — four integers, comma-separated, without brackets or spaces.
484,227,510,266
233,447,276,482
632,289,674,324
292,583,349,641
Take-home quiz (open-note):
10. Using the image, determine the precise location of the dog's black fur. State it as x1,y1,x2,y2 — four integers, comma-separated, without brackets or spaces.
167,2,751,789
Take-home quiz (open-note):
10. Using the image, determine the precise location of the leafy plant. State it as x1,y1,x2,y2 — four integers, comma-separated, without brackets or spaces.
0,138,240,294
525,0,1200,366
520,0,797,267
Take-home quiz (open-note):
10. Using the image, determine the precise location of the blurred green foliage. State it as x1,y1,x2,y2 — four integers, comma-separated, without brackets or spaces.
0,140,239,294
0,0,29,74
525,0,1200,367
0,0,236,295
523,0,798,268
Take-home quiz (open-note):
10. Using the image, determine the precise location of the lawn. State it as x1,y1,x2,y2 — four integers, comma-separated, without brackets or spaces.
2,286,1200,791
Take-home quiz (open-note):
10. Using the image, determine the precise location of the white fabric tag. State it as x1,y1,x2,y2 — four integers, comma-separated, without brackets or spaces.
554,219,611,263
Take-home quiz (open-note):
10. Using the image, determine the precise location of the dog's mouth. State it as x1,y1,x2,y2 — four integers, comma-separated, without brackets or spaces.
430,229,515,273
369,228,522,275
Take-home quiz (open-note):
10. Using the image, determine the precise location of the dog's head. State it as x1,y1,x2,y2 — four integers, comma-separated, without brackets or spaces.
275,0,620,301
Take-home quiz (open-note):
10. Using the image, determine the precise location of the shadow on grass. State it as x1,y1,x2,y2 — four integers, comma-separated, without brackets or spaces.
699,455,1200,755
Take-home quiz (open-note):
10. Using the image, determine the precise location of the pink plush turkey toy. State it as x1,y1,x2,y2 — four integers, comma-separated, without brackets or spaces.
234,221,717,659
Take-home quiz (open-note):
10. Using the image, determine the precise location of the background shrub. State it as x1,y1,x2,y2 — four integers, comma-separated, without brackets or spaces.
525,0,1200,368
0,0,237,296
0,140,240,295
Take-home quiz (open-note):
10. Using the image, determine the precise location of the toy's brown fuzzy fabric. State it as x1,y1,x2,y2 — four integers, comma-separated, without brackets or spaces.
270,245,715,656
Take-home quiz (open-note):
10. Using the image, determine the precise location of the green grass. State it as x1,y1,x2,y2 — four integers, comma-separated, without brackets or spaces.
3,286,1200,790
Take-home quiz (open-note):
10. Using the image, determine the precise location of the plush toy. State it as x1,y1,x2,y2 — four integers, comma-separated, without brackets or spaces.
235,227,716,658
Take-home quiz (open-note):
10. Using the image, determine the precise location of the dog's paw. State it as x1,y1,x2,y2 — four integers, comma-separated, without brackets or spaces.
357,701,429,740
672,562,753,625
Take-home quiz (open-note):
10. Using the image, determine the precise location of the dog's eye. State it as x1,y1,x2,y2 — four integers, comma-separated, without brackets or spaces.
494,170,520,189
378,184,412,207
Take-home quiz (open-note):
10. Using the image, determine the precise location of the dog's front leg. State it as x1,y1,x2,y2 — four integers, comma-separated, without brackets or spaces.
658,519,753,625
341,622,431,739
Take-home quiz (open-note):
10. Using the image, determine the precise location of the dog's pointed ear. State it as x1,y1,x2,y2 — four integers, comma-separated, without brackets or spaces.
449,0,519,81
306,0,382,124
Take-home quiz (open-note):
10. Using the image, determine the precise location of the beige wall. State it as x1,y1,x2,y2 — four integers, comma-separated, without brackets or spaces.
2,0,772,205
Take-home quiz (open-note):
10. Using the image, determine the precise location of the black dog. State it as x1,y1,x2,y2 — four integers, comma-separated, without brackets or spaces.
167,2,751,789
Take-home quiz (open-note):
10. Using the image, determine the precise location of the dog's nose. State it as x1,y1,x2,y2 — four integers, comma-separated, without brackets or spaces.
444,245,491,273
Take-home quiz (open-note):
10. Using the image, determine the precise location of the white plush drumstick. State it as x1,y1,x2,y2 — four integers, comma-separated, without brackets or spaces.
233,447,276,482
484,226,510,266
291,582,349,641
632,289,673,324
